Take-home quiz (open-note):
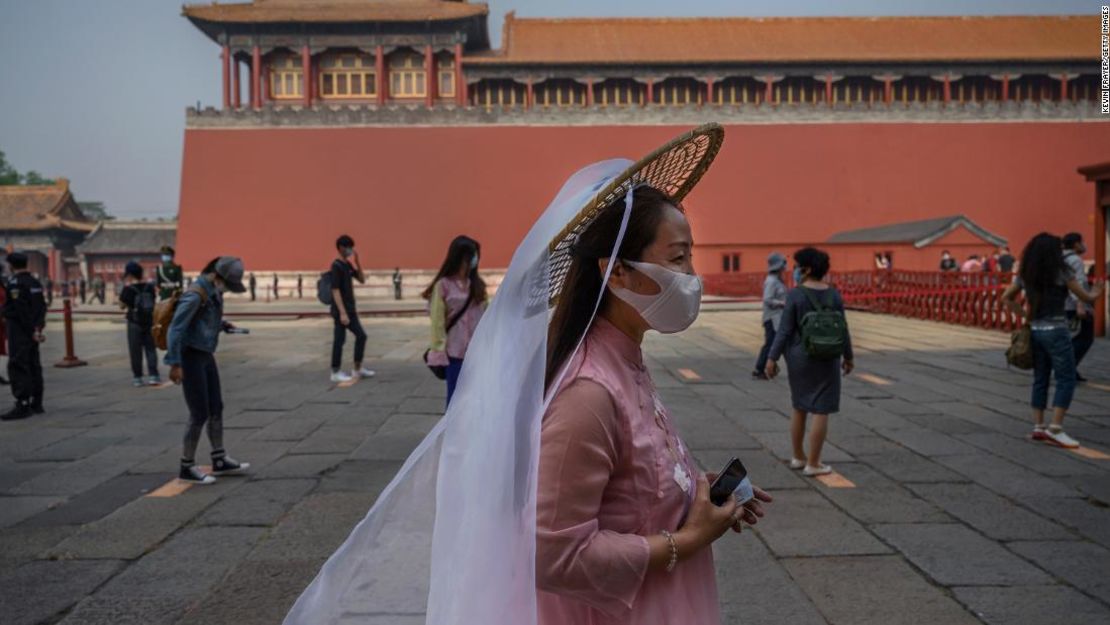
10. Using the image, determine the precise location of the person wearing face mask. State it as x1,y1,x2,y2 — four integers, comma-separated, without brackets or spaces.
939,250,958,272
1062,233,1094,381
422,235,488,407
539,184,772,624
164,256,250,483
329,235,374,383
156,246,184,301
753,252,788,380
765,247,854,477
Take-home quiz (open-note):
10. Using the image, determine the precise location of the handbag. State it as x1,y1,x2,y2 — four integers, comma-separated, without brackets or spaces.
1005,324,1034,370
424,287,475,380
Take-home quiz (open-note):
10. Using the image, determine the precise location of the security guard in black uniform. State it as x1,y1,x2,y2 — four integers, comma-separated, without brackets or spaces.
2,253,46,421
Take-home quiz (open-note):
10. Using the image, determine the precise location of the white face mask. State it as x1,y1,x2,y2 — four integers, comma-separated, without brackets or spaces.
609,260,702,334
161,255,172,263
470,254,479,270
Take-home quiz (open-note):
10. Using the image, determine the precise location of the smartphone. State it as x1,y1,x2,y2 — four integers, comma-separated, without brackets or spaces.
225,327,250,335
709,457,754,506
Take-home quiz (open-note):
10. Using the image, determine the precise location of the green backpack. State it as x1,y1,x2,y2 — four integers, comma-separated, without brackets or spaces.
798,288,848,360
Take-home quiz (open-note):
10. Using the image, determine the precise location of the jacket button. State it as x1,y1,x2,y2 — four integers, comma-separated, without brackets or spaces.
657,490,665,499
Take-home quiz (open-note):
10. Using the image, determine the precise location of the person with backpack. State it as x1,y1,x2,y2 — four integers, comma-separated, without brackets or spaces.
1,253,46,421
765,247,853,477
326,235,374,383
165,256,251,484
118,261,160,387
423,236,488,407
1001,233,1102,449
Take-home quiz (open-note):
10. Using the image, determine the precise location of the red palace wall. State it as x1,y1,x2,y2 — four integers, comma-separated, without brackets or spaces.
177,122,1109,274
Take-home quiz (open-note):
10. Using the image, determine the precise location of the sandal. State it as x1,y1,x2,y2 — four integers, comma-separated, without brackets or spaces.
803,463,833,477
789,458,806,470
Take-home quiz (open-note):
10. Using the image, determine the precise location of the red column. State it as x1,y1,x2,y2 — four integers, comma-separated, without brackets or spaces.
763,77,773,105
645,79,654,106
825,76,832,106
232,58,241,109
424,45,435,108
251,45,261,110
883,79,892,105
705,79,714,106
375,45,386,105
1001,75,1010,101
943,76,951,104
1059,74,1069,101
525,78,534,109
301,46,312,108
585,80,594,107
455,43,465,106
221,45,231,110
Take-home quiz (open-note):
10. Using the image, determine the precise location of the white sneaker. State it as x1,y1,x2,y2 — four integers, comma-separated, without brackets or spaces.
330,371,353,383
803,463,833,477
1043,427,1080,449
356,367,376,379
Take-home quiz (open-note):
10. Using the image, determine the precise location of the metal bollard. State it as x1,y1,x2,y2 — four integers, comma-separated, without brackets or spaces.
54,298,88,368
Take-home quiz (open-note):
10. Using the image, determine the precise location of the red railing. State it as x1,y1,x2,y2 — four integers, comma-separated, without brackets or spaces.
703,270,1026,332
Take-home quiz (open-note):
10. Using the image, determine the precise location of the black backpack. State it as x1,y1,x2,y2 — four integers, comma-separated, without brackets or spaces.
134,283,156,327
316,271,333,306
798,288,848,360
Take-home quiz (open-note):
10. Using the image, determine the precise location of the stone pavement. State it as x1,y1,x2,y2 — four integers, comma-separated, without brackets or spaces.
1,311,1109,625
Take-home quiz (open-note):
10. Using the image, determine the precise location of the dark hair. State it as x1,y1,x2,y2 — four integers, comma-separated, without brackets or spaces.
336,235,354,250
7,254,27,270
794,246,830,280
1019,232,1067,318
1062,232,1083,250
545,186,680,390
125,262,143,279
942,249,951,255
201,257,220,275
422,235,487,304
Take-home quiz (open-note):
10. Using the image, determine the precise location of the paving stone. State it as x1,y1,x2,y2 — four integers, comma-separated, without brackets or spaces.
1066,474,1110,504
715,532,827,625
247,492,378,561
290,425,376,454
317,460,403,495
955,432,1106,477
754,490,890,557
17,473,167,528
198,478,318,526
0,524,80,565
874,426,981,456
826,433,904,456
783,556,980,625
0,460,64,493
873,523,1052,586
933,453,1082,501
1037,497,1110,548
0,559,123,625
350,414,440,461
396,396,447,415
247,414,326,442
0,495,65,528
1008,540,1110,604
746,429,854,464
721,408,790,433
255,453,346,478
953,585,1110,625
174,558,326,625
59,596,192,625
856,449,968,484
818,463,951,525
20,435,130,462
907,483,1075,541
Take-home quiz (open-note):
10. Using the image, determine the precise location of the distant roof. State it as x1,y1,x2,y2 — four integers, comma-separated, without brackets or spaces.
827,215,1006,248
468,14,1097,65
77,221,177,255
0,179,95,233
182,0,488,24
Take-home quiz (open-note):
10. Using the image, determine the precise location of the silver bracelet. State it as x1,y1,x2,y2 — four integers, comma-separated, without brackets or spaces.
661,530,678,573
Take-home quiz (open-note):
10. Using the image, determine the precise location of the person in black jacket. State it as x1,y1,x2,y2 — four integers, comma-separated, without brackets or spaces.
2,253,47,421
119,261,161,387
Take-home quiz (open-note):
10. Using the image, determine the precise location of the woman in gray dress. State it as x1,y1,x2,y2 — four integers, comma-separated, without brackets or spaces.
765,247,854,476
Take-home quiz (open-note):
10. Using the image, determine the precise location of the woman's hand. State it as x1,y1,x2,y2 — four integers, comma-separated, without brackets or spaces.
732,486,773,533
677,473,739,551
842,359,854,376
765,360,779,379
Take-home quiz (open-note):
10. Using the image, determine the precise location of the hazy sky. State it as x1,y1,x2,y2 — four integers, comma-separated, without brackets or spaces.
0,0,1094,219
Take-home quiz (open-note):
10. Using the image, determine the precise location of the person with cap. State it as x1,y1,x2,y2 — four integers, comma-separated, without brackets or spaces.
118,261,160,387
164,256,250,483
753,252,788,380
2,252,47,421
156,245,184,301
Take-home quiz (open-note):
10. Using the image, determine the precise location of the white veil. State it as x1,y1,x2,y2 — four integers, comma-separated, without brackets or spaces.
283,159,635,625
283,124,723,625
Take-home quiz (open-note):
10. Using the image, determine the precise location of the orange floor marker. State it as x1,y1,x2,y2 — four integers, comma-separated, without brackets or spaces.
856,372,892,386
1071,446,1110,461
677,368,701,381
815,472,856,488
335,378,359,388
145,465,213,497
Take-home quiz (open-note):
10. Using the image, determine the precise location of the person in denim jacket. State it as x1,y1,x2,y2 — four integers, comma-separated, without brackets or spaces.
165,256,251,484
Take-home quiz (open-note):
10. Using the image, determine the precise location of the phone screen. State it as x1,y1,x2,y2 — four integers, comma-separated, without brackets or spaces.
709,458,748,506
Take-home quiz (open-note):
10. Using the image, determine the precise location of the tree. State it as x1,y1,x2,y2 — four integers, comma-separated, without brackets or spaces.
0,150,56,185
78,201,113,221
22,170,54,186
